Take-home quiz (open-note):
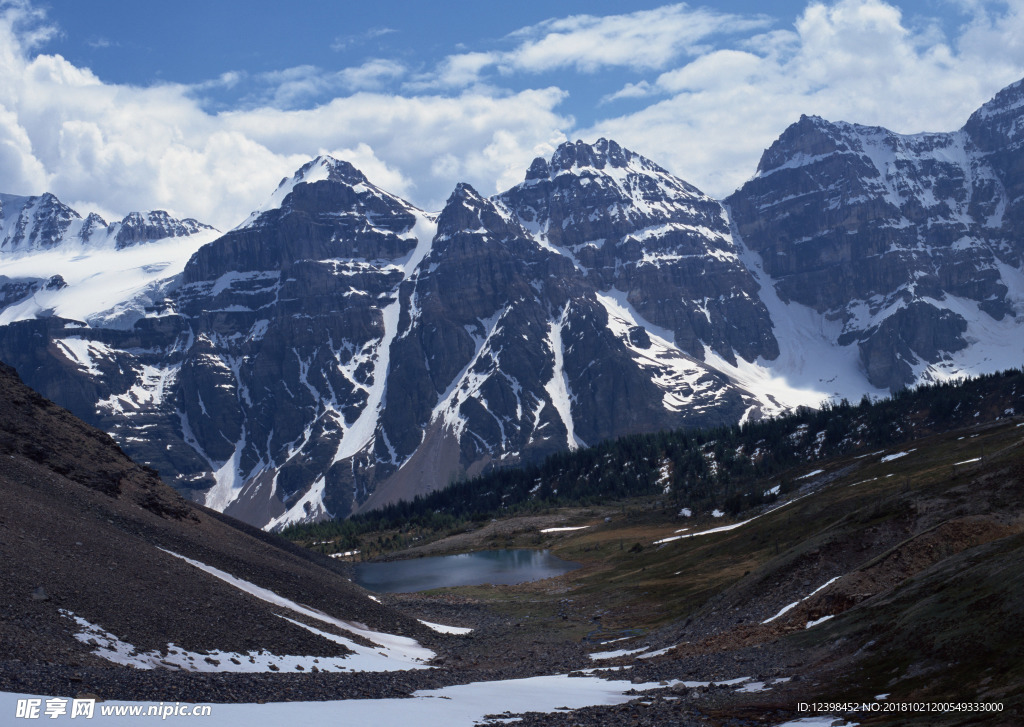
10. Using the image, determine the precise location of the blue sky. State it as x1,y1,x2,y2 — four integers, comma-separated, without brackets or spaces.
3,0,1024,228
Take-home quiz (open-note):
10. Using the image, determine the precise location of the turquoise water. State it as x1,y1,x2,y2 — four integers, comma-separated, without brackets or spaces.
353,549,579,593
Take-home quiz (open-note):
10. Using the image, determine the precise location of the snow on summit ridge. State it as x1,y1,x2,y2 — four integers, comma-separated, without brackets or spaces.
0,192,220,327
237,154,418,232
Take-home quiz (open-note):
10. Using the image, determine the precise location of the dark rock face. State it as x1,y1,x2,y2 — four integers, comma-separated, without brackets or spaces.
962,77,1024,266
0,152,765,529
497,139,778,365
164,158,759,526
727,87,1024,389
378,182,752,506
0,276,41,309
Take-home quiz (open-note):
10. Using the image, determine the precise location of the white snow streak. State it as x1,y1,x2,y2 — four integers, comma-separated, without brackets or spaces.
332,213,436,465
544,303,580,450
157,549,434,668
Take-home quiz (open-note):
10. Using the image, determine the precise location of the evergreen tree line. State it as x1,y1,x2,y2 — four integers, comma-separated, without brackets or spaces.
284,368,1023,544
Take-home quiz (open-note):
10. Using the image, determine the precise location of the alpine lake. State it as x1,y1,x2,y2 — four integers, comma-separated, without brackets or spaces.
353,549,579,593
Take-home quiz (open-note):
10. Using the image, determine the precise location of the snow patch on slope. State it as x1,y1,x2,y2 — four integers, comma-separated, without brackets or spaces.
0,228,221,327
62,610,363,673
332,213,436,467
159,549,434,668
719,216,889,407
594,290,719,413
0,673,683,726
545,303,581,450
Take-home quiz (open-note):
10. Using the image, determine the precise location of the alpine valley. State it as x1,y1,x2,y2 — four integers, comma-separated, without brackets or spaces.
2,78,1024,532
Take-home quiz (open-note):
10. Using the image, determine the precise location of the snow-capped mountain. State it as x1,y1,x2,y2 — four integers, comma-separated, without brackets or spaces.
495,138,777,366
0,193,214,253
0,196,219,328
726,78,1024,391
2,78,1024,530
0,192,86,253
0,151,772,529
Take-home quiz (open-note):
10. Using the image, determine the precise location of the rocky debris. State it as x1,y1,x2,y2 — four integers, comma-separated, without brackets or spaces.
0,363,441,700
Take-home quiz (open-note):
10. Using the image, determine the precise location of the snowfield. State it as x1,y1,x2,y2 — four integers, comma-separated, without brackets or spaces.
1,675,680,726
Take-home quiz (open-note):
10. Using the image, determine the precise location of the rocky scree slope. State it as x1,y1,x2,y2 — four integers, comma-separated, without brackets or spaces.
0,361,446,700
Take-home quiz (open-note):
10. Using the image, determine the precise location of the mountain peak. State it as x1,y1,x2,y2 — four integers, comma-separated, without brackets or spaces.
967,76,1024,125
296,155,369,187
114,209,216,250
239,155,406,230
0,191,82,253
755,114,852,175
525,138,667,183
436,182,513,238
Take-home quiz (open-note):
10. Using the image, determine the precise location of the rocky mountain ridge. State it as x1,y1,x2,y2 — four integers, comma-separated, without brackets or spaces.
0,192,213,253
727,77,1024,390
1,79,1024,529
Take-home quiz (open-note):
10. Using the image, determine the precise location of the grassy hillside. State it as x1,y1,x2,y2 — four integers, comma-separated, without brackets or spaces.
289,378,1024,724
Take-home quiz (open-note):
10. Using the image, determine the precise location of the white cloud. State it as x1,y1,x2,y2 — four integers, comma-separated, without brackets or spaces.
501,4,770,74
1,0,1023,234
330,26,397,52
0,7,570,227
339,59,406,90
0,105,48,193
956,0,1024,70
259,60,408,107
423,52,498,89
428,4,771,87
601,80,656,103
221,88,571,211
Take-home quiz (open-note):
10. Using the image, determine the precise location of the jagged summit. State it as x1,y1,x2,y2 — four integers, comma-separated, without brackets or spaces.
0,192,82,253
186,157,421,283
753,115,848,176
728,88,1024,390
436,182,520,240
0,191,217,254
521,138,697,197
300,154,368,184
498,137,778,366
114,210,214,250
239,154,417,232
965,76,1024,125
524,138,668,180
0,190,221,326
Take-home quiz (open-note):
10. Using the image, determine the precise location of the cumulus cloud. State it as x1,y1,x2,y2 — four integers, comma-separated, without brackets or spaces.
501,4,770,73
0,6,569,228
258,59,408,108
222,88,570,211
